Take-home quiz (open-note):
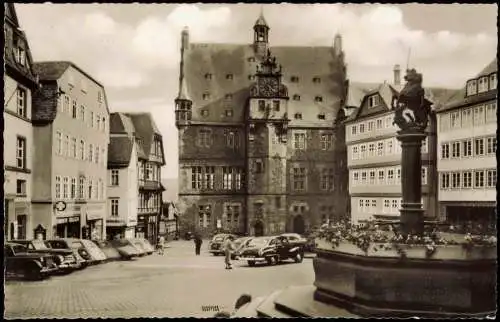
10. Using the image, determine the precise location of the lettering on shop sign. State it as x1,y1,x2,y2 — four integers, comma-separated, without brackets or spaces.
201,305,220,312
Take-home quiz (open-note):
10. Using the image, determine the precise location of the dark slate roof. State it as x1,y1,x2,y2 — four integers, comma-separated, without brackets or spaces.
124,113,162,160
254,13,268,28
437,59,497,113
33,61,104,88
4,3,37,86
183,43,344,126
109,112,147,160
108,137,134,168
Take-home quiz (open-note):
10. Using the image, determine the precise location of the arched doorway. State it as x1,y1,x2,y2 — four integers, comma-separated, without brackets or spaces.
254,221,264,237
293,215,305,235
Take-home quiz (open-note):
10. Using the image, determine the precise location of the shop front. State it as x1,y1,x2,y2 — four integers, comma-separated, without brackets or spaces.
84,205,106,241
136,214,158,244
54,215,81,238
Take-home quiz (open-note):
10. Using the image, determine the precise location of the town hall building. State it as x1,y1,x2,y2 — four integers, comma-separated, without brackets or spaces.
175,13,350,237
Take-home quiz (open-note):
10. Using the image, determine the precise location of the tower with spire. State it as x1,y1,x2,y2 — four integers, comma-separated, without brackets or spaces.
175,26,192,128
253,9,270,60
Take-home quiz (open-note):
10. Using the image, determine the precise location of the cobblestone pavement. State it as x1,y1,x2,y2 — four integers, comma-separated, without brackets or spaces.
4,240,315,318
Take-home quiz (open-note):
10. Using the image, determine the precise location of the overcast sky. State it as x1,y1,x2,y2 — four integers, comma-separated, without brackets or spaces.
16,3,497,179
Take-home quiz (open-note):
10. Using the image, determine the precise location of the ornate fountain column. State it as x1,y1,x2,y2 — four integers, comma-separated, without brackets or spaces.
392,68,431,237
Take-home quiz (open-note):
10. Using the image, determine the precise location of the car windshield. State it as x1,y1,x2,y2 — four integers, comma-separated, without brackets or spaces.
247,238,269,247
213,235,226,242
112,239,129,247
32,240,49,250
12,244,27,254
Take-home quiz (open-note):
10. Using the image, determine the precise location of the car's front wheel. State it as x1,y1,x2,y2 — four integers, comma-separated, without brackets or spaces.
294,252,303,263
266,256,278,266
247,260,255,267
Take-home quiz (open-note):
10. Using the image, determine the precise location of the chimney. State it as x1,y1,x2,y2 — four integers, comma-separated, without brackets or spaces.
393,64,401,86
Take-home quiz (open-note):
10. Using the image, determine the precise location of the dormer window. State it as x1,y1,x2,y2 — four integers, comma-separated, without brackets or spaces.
314,96,323,102
368,95,380,108
225,94,233,100
204,73,212,80
201,109,209,117
247,57,255,62
248,75,255,81
291,76,299,83
294,113,302,120
478,77,489,93
489,73,497,90
313,77,321,84
15,46,26,66
226,74,234,80
466,80,477,96
293,94,301,101
202,92,211,100
318,113,326,120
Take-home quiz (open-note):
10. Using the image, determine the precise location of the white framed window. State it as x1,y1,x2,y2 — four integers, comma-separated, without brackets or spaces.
378,169,385,184
79,140,85,160
16,137,26,168
351,125,357,136
377,141,384,156
369,170,376,185
198,205,212,228
320,168,334,191
451,172,461,189
70,178,76,199
478,76,489,93
385,116,392,128
16,46,26,65
293,167,306,191
440,173,450,189
462,139,472,157
63,135,69,157
110,199,119,217
462,171,472,189
294,132,306,150
489,73,497,90
56,131,63,155
451,141,460,158
63,95,70,113
70,137,77,158
364,199,370,212
88,143,94,162
203,166,215,190
16,179,26,196
383,199,390,213
79,176,85,198
111,170,119,186
368,121,374,132
223,167,233,190
474,138,484,156
386,139,393,155
55,176,61,199
368,143,375,157
387,169,394,184
352,146,359,160
79,105,85,121
486,169,496,188
371,199,377,211
473,105,485,125
368,95,380,108
441,143,450,159
486,137,496,155
191,167,202,189
421,167,427,185
450,111,460,128
396,167,401,180
421,137,428,154
320,133,333,150
461,108,473,127
360,144,367,159
391,199,398,210
474,170,485,188
88,179,93,200
361,171,367,184
197,129,212,147
359,123,365,133
352,171,359,185
376,119,383,129
16,87,27,117
63,177,69,199
235,168,243,190
358,199,364,211
486,103,497,123
467,80,477,96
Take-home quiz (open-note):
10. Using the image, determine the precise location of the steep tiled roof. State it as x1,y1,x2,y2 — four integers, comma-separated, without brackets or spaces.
108,137,134,168
183,43,345,126
475,58,497,78
110,112,136,134
32,61,71,81
345,82,380,108
125,113,162,160
254,13,268,28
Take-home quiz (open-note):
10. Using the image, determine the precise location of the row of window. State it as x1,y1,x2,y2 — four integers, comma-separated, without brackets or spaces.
440,169,496,190
138,193,161,212
59,95,107,132
440,136,496,159
55,131,106,166
201,92,325,103
196,203,242,229
466,73,497,97
203,72,322,84
197,129,241,149
357,198,410,214
350,137,428,161
55,176,104,200
350,115,395,136
191,166,244,190
137,162,162,183
352,167,428,186
439,102,496,132
293,132,333,150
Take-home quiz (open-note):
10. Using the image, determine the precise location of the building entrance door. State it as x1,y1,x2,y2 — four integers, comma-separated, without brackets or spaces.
293,215,305,235
254,221,264,237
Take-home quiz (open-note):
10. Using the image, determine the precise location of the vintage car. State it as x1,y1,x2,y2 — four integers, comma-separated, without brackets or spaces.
92,240,122,261
11,239,80,273
4,242,59,280
231,237,254,260
208,233,238,256
239,235,305,266
45,239,89,268
133,238,155,255
109,239,141,260
45,238,107,266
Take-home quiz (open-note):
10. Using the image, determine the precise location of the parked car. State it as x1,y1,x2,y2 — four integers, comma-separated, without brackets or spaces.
92,240,122,261
11,239,80,273
231,237,254,260
133,238,155,255
208,233,238,256
44,239,89,268
239,235,305,267
79,239,108,263
109,239,141,260
4,242,59,280
112,238,147,256
45,239,107,266
279,233,307,243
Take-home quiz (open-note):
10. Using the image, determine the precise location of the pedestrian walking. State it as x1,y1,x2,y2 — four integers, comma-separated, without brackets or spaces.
223,236,235,270
157,235,165,255
194,234,203,255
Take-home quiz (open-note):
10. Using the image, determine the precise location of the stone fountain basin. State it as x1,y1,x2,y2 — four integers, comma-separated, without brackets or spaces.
313,238,497,318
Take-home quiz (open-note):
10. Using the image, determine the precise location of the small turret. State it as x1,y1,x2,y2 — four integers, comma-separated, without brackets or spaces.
253,10,270,60
181,26,189,52
333,33,343,57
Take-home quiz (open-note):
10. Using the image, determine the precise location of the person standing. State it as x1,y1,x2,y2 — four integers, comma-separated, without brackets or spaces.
157,235,165,255
223,236,235,269
194,234,203,255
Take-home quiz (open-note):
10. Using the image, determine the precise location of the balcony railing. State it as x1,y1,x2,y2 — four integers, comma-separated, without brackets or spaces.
138,180,161,191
